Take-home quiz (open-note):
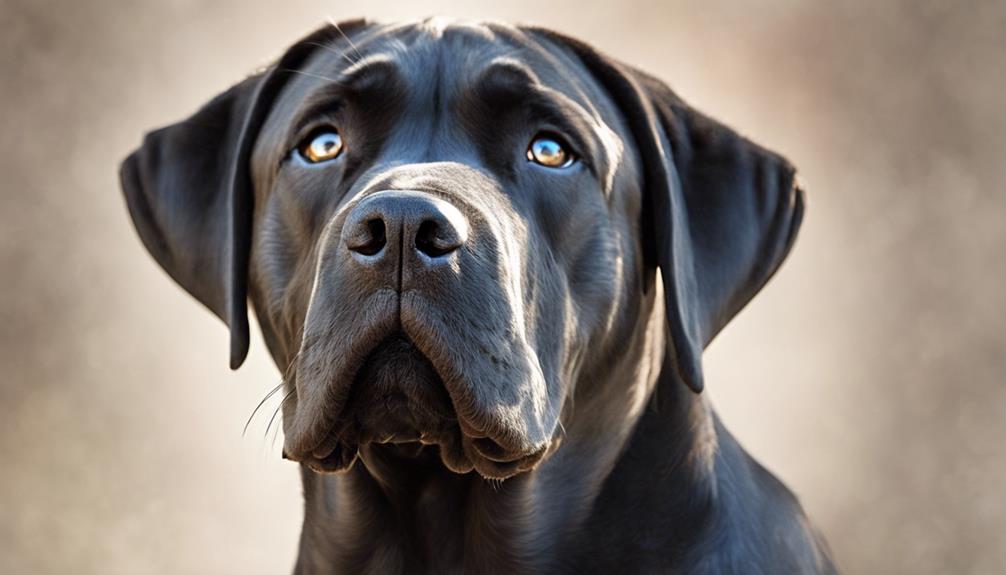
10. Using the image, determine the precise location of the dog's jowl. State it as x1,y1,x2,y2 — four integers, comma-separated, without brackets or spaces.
121,18,837,574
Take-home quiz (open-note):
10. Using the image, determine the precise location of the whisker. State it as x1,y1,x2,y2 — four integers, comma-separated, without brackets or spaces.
277,68,342,84
242,351,301,439
271,411,284,450
303,40,357,68
265,387,298,441
242,380,285,438
281,348,302,384
328,17,363,63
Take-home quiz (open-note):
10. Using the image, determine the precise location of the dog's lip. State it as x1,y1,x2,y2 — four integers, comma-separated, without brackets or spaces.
284,441,358,474
287,418,549,480
464,442,548,480
287,425,469,474
285,314,459,462
295,335,457,463
286,290,401,457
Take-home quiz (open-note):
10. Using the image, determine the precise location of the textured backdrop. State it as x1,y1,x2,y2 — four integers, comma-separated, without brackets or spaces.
2,1,1004,573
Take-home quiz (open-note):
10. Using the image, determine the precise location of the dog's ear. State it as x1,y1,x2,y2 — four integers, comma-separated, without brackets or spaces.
536,30,804,393
120,21,368,370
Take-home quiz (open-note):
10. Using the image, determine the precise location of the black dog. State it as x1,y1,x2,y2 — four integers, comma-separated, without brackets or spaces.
121,18,836,574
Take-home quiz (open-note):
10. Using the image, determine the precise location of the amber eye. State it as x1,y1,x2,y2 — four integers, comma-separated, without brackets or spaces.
297,128,344,163
526,134,574,168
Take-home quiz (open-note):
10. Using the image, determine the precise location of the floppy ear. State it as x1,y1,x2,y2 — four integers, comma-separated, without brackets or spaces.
120,22,366,370
536,31,805,393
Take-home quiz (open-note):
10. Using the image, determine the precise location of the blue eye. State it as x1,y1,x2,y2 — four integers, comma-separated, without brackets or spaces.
526,134,574,168
298,128,344,163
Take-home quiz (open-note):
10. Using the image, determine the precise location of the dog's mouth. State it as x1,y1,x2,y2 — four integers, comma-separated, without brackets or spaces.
285,333,547,479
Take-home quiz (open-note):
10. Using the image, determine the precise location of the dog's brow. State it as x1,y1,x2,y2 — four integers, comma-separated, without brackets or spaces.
337,53,401,91
472,58,588,127
289,54,402,133
474,58,541,98
468,58,603,179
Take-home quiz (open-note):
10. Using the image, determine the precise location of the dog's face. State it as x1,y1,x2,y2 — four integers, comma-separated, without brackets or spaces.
251,22,640,478
122,19,804,480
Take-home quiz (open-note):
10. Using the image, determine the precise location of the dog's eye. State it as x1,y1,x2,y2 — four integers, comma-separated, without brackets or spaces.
526,134,574,168
297,128,344,163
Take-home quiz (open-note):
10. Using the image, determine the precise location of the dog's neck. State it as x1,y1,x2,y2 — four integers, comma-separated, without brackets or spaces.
292,293,721,574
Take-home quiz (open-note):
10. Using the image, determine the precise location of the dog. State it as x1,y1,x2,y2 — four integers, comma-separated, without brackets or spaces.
121,18,836,574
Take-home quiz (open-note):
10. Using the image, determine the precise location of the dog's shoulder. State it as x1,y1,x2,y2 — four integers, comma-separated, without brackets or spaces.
685,426,838,575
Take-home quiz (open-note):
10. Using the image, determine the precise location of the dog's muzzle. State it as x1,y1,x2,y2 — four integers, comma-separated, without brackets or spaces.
282,187,551,479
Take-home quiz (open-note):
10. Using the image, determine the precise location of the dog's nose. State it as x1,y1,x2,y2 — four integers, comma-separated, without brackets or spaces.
343,191,468,260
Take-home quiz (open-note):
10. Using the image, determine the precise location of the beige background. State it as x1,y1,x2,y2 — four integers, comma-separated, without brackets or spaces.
2,1,1004,573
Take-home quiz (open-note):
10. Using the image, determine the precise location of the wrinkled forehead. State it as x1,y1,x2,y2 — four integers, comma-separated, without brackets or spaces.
263,19,624,148
339,20,600,101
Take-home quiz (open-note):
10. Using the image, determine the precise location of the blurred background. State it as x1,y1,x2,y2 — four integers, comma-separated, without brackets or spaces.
2,0,1004,573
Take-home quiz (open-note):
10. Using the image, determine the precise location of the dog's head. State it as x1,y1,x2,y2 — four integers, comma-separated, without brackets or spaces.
121,19,803,480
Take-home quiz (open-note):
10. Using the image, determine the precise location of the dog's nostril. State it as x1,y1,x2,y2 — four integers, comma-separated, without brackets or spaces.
367,219,387,246
348,218,387,256
415,219,462,258
471,437,516,462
